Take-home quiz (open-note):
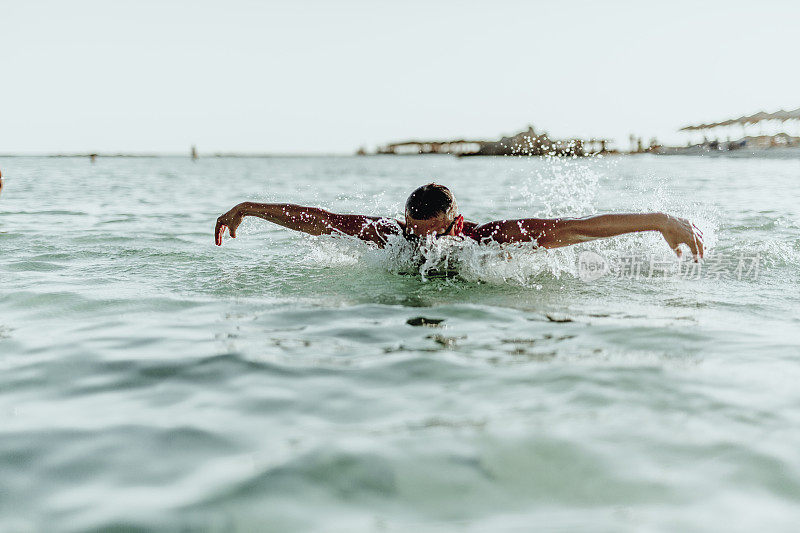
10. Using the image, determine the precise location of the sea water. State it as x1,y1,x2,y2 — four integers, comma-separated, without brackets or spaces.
1,154,799,532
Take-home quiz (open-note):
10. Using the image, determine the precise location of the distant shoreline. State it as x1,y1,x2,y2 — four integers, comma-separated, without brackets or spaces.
0,153,349,158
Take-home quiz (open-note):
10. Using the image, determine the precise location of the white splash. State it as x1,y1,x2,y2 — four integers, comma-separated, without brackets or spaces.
294,155,725,286
301,233,580,286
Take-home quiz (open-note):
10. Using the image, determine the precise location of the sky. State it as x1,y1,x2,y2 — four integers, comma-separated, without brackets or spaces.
2,0,799,154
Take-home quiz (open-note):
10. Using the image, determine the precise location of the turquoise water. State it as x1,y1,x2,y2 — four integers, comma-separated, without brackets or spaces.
1,154,799,532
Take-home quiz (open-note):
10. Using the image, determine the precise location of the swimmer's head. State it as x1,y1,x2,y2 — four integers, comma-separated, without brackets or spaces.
404,183,463,238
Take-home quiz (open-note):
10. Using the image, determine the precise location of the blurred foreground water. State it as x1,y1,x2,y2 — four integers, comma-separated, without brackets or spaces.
1,154,799,532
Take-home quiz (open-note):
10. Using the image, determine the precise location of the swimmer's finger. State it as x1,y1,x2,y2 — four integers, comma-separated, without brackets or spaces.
215,221,226,246
687,231,704,262
686,234,699,262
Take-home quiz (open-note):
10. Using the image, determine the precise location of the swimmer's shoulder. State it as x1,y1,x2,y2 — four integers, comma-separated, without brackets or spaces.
462,220,480,241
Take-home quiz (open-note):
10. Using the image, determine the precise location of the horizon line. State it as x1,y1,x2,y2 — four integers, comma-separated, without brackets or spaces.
0,152,357,158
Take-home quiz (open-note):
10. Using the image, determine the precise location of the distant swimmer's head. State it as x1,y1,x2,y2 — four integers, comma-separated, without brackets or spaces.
404,183,464,239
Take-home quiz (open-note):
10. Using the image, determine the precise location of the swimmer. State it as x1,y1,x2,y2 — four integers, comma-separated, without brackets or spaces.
215,183,704,260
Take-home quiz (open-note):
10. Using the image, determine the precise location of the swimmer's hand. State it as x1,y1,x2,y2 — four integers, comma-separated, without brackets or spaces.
215,205,244,246
659,214,704,261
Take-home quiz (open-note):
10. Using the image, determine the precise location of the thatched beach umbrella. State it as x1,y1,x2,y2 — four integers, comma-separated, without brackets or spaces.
770,109,792,122
678,106,800,142
744,111,770,124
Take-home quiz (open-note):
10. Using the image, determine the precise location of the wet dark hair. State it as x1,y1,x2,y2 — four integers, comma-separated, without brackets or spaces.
405,183,458,221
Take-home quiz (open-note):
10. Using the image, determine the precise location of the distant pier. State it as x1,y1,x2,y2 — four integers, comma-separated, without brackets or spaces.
370,125,613,157
377,139,484,156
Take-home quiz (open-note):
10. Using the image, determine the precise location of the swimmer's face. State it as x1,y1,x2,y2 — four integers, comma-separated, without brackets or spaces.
404,213,461,239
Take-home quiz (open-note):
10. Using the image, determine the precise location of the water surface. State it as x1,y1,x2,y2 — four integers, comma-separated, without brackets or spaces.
1,154,799,532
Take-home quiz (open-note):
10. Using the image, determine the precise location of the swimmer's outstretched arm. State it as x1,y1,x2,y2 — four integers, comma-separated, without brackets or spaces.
214,202,399,246
471,213,704,260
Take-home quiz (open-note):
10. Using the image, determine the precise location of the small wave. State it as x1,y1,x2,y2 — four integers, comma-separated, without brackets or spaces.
0,209,88,216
